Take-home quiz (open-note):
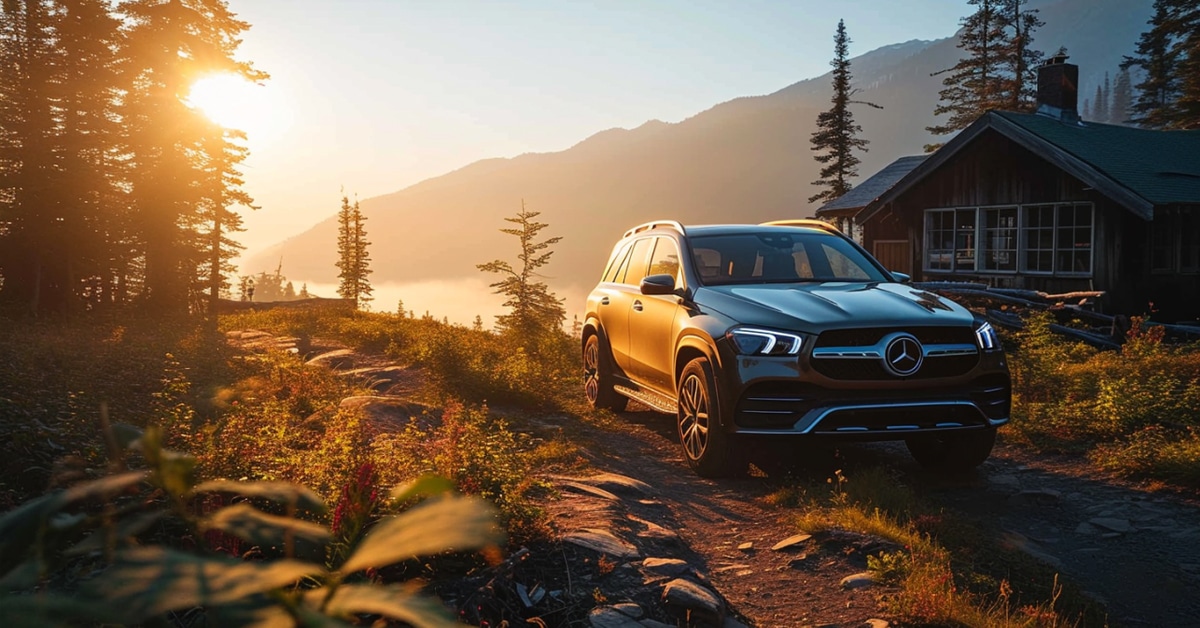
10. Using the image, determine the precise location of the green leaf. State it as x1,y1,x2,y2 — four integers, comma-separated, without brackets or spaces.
66,510,166,556
339,495,502,575
195,480,328,513
83,547,325,622
0,471,147,574
308,583,461,628
388,474,455,503
203,503,332,549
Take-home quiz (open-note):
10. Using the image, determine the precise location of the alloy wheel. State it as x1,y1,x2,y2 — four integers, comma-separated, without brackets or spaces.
678,373,710,461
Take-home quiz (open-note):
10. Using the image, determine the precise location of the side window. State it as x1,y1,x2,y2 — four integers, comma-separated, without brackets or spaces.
623,238,654,286
692,247,723,283
647,237,681,283
603,242,632,282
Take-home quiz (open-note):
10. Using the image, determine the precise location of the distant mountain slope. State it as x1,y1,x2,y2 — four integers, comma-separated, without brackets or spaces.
248,0,1152,296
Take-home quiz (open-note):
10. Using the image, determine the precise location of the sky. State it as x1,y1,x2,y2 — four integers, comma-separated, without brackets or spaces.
220,0,966,257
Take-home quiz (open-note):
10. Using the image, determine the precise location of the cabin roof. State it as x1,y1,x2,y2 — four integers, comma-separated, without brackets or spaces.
859,111,1200,222
815,155,927,217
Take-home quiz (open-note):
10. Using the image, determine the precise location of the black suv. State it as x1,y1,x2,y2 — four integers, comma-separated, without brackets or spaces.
582,220,1010,477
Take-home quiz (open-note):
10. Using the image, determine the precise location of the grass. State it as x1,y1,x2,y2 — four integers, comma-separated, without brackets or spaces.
775,465,1106,627
1007,312,1200,487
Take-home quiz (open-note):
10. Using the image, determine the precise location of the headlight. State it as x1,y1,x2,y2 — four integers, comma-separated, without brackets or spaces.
975,321,1000,352
727,327,804,356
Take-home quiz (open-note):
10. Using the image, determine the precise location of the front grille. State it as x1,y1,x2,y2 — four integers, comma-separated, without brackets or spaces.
811,353,979,381
813,405,988,434
815,326,975,348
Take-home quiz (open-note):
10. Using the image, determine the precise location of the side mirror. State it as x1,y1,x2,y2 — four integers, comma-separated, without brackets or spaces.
890,271,912,284
640,274,676,295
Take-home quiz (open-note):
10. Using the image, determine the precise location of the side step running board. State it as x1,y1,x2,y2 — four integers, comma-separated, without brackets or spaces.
614,385,677,414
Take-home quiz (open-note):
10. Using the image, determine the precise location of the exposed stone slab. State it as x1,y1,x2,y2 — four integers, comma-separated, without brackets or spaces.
641,557,690,578
839,572,878,589
771,533,813,551
564,529,640,560
662,578,723,621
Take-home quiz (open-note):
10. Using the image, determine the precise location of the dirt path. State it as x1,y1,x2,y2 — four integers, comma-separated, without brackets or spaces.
228,330,1200,627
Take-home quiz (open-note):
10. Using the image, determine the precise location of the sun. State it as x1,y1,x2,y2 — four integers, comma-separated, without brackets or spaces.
186,73,281,138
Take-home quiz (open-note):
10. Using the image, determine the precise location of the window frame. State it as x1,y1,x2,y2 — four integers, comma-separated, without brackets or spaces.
923,202,1094,277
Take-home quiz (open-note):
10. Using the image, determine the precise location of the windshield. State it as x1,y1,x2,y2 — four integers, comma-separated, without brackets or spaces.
689,231,889,285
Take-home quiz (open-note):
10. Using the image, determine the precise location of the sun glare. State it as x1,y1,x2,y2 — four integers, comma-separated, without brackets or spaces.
186,73,285,140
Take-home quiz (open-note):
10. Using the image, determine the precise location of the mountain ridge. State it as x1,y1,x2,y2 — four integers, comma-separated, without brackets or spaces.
248,0,1154,306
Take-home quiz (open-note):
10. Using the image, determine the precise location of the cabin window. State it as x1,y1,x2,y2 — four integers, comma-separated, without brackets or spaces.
982,207,1018,271
925,203,1092,276
1182,211,1200,272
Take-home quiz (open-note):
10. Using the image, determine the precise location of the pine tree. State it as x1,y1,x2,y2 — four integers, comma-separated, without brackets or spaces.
1101,73,1112,122
927,0,1044,149
1111,67,1134,124
1082,98,1091,120
121,0,264,314
997,0,1044,111
1122,0,1185,128
1093,83,1107,121
477,201,566,338
1171,0,1200,128
808,20,879,205
335,193,372,309
472,314,483,331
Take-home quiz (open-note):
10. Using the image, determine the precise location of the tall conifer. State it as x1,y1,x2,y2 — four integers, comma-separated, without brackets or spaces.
808,19,878,205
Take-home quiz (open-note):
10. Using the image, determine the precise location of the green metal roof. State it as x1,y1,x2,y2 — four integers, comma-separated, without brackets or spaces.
994,110,1200,206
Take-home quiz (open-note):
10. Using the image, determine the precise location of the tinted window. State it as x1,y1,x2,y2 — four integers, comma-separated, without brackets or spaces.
603,242,632,282
623,238,654,286
689,231,887,285
648,238,681,282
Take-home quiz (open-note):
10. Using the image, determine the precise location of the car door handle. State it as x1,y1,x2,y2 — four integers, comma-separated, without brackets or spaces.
600,297,610,305
632,300,643,312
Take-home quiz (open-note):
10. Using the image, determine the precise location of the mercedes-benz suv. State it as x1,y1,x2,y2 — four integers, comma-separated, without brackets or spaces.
582,220,1010,477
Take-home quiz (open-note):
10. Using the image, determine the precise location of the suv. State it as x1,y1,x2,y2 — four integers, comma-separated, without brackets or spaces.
582,220,1010,477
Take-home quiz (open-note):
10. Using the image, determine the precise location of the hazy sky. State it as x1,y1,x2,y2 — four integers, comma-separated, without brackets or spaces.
223,0,964,256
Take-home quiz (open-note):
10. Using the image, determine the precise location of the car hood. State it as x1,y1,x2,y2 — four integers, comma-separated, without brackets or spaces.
695,282,976,332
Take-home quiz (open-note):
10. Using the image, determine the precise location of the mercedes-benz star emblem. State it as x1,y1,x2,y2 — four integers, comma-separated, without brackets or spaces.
883,334,923,377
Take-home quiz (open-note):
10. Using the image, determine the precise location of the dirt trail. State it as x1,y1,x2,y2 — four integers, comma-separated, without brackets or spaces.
228,330,1200,627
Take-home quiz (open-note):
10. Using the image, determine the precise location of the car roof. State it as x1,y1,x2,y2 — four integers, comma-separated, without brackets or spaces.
683,223,843,238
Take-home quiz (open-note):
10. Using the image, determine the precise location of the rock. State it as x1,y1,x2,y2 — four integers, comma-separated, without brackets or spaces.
639,621,675,628
1089,517,1134,533
723,618,750,628
589,607,643,628
1075,522,1098,535
583,472,655,496
306,348,355,369
564,529,640,560
611,603,644,619
989,473,1021,490
642,557,691,578
840,572,878,589
561,480,622,501
1009,488,1062,504
737,542,753,551
861,620,890,628
1001,531,1063,569
771,533,813,551
662,578,723,623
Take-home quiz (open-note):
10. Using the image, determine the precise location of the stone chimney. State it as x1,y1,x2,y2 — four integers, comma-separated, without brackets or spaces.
1036,50,1080,123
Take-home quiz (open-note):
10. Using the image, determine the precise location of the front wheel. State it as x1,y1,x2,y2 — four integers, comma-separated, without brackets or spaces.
583,334,627,412
677,357,739,478
906,428,996,472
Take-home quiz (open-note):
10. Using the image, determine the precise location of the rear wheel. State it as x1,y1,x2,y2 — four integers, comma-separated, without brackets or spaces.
583,334,627,412
677,357,739,478
906,428,996,471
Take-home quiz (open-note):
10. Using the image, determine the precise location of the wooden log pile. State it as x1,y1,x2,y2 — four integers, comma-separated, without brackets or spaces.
911,281,1200,349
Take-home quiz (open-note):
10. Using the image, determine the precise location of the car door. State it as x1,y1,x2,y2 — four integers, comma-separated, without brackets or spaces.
628,236,683,393
604,236,653,378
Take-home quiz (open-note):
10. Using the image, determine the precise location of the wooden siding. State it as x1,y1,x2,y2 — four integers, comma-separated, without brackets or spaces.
862,129,1199,320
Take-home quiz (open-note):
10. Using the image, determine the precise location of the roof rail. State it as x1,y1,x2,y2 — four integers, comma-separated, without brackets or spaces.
760,219,842,234
622,220,686,239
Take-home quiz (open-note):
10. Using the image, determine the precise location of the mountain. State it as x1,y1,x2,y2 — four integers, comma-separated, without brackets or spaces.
247,0,1153,303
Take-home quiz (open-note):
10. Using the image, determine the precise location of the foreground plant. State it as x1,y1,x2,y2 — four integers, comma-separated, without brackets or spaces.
0,426,501,627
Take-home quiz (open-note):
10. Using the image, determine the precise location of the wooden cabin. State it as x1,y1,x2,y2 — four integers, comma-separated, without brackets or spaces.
856,56,1200,322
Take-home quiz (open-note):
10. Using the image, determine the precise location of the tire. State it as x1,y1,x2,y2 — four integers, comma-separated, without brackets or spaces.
906,427,996,472
583,334,628,412
677,357,739,478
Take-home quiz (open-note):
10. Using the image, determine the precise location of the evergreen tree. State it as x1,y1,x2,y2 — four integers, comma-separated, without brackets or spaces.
1111,67,1133,124
298,282,309,299
477,201,565,338
1123,0,1186,128
473,314,483,331
1082,97,1091,120
927,0,1044,149
808,19,879,205
997,0,1044,111
1093,83,1107,121
334,193,372,309
1101,72,1112,121
1171,0,1199,128
121,0,263,314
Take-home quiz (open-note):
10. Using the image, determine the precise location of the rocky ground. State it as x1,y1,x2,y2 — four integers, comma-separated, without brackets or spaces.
227,330,1200,627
